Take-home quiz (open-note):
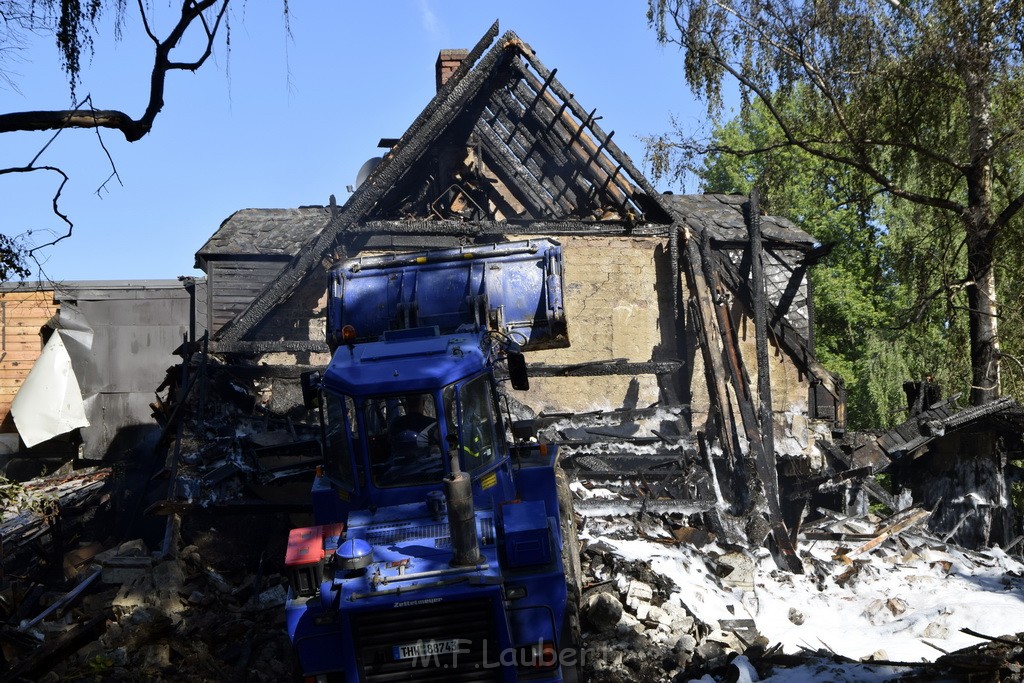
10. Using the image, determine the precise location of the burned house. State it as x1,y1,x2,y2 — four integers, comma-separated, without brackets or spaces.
178,24,851,565
195,24,842,447
10,23,1024,683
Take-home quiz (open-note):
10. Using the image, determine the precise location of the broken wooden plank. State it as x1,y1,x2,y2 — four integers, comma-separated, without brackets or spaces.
801,531,880,542
19,567,101,631
848,508,931,557
699,227,802,573
2,609,112,682
786,466,874,499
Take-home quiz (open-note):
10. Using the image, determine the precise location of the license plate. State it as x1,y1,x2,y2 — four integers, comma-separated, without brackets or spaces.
392,638,463,660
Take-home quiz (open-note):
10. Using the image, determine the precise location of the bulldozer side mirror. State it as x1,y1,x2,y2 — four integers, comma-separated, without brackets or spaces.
507,351,529,391
300,370,322,410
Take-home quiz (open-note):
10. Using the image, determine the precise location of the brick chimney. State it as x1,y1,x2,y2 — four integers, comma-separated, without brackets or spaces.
435,49,468,92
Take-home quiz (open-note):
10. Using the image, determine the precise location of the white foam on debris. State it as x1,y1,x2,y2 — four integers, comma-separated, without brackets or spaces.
584,515,1024,669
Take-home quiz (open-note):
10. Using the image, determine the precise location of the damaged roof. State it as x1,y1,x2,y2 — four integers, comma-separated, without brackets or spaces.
211,22,676,342
194,207,332,269
877,395,1024,460
664,194,817,248
203,23,824,348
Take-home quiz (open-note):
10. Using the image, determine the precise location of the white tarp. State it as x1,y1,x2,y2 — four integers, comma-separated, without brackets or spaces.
11,332,90,447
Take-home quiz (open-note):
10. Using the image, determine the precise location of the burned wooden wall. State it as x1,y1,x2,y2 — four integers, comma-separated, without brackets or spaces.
195,207,332,338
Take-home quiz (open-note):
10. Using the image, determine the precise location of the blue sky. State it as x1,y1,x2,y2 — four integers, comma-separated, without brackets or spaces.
1,1,708,282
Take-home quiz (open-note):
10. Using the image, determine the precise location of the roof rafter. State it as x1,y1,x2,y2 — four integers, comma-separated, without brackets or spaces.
487,88,582,213
474,119,560,218
216,25,508,342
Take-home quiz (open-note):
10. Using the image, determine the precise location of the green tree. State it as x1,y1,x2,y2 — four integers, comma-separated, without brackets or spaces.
700,104,920,426
648,0,1024,405
0,0,230,279
699,100,998,425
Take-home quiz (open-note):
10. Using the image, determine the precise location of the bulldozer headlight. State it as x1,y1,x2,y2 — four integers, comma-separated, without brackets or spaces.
342,325,357,344
506,585,528,600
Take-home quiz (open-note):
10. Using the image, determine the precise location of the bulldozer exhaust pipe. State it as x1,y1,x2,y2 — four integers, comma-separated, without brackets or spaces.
444,471,481,567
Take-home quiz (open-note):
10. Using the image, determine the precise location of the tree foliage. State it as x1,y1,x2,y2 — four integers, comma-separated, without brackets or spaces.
697,97,1024,426
648,0,1024,405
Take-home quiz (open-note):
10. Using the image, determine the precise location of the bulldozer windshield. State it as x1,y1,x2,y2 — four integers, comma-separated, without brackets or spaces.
364,392,445,488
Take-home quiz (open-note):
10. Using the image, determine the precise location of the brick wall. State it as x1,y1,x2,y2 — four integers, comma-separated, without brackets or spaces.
435,49,469,91
0,290,57,433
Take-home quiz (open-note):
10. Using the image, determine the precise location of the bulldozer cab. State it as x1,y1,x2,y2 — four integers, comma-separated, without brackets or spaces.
317,370,511,505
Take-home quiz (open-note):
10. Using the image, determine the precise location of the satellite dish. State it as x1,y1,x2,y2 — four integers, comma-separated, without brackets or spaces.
354,157,383,191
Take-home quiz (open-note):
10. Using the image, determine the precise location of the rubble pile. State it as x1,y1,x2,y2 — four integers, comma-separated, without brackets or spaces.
574,505,768,683
4,364,1024,681
4,462,1024,681
1,509,296,682
570,480,1024,683
578,546,710,682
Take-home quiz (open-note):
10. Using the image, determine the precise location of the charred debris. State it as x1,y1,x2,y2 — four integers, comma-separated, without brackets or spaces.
2,23,1024,682
0,352,1022,682
1,207,1022,681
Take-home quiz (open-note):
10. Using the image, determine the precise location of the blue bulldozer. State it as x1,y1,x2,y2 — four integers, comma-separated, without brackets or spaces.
285,238,583,682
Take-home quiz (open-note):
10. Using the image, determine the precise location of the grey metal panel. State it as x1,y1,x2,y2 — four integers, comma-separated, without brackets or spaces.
53,283,195,460
193,279,210,340
78,392,162,461
69,299,185,394
104,324,187,393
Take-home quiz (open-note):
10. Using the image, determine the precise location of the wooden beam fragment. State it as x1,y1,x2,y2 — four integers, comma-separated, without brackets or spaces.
1,609,112,682
848,508,931,557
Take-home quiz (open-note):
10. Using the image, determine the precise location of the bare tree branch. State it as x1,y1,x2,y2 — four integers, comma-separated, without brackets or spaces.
0,0,229,142
0,166,74,255
137,0,159,44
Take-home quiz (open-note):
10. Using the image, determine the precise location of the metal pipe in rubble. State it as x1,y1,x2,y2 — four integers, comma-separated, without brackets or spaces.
445,454,482,566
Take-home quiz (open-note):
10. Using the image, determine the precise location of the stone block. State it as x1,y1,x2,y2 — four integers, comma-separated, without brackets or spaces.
582,591,623,632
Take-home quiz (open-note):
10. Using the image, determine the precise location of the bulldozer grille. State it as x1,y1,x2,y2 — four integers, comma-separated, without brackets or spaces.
351,597,502,682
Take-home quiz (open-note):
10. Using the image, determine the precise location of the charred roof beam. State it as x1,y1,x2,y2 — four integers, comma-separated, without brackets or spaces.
349,218,672,237
712,249,843,404
505,66,557,142
506,55,671,222
474,120,560,218
507,60,647,218
488,89,582,212
507,60,631,206
709,237,817,252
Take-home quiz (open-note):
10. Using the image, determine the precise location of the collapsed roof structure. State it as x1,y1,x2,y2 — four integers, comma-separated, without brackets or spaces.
188,23,845,568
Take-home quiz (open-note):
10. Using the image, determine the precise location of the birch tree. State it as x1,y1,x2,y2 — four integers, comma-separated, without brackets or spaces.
648,0,1024,404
